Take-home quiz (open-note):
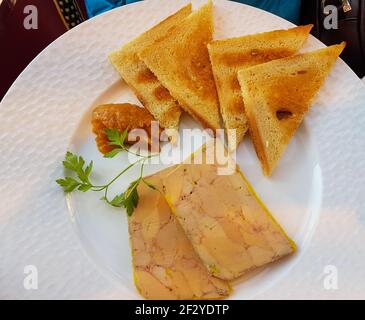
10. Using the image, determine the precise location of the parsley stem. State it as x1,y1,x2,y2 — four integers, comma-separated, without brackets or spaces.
88,153,156,192
124,178,140,200
106,158,141,187
121,146,140,158
89,159,142,191
57,128,162,215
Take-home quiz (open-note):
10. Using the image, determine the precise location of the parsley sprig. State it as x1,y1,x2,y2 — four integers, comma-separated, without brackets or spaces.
56,129,158,216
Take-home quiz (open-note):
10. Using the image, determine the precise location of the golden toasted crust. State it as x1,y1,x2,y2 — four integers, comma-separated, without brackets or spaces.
109,4,192,129
139,1,221,131
238,43,345,176
208,25,313,149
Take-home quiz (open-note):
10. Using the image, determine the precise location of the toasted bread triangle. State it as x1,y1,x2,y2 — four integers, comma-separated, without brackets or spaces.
238,43,345,176
109,4,192,129
208,25,312,150
139,1,221,131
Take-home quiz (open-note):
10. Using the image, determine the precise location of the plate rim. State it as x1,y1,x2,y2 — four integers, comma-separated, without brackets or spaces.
1,0,364,300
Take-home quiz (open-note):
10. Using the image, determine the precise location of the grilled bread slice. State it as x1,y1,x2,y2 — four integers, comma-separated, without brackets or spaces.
238,43,345,176
139,1,221,131
109,4,192,129
208,25,313,150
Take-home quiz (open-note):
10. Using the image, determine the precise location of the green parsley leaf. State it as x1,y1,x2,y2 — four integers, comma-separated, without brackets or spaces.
62,152,92,184
105,128,128,148
105,128,120,146
85,161,93,178
78,184,92,192
104,148,123,159
57,136,159,216
119,129,128,146
123,179,140,216
143,179,158,191
56,177,81,193
108,194,125,208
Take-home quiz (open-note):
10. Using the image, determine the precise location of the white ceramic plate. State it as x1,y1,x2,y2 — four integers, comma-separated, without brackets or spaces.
1,0,365,300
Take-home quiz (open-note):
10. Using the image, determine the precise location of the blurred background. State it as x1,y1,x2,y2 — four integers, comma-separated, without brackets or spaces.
1,0,364,100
